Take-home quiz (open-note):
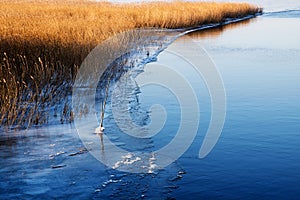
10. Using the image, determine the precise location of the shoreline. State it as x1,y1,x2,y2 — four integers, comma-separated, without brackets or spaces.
0,1,262,128
0,13,260,133
182,13,262,34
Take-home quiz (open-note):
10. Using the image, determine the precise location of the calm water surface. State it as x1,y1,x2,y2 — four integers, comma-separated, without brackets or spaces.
173,14,300,200
1,1,300,199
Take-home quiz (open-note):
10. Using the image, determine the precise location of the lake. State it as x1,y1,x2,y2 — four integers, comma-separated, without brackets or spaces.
1,1,300,199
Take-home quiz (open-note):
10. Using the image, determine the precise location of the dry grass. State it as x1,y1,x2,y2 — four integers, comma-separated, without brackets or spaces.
0,1,260,46
0,0,261,128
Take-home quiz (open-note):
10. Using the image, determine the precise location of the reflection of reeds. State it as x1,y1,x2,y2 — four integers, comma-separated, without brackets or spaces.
188,18,256,39
0,0,261,127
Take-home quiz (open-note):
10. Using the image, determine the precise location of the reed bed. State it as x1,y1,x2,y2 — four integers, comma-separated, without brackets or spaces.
0,0,261,128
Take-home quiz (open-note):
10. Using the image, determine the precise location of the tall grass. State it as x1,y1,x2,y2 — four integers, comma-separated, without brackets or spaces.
0,0,261,128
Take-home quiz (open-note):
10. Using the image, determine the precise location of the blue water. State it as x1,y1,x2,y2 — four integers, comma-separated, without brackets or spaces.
1,1,300,199
172,17,300,199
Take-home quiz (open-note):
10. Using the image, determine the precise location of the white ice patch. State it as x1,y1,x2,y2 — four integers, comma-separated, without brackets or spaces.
112,153,159,173
112,153,142,169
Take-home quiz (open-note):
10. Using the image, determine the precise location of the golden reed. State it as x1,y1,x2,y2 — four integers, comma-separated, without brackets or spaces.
0,0,261,127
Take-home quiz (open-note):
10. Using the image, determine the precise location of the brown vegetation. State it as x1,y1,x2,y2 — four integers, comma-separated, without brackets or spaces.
0,0,261,127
